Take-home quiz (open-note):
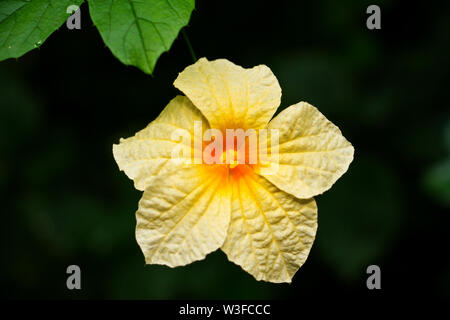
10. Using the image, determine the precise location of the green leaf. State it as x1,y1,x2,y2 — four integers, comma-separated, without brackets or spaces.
0,0,84,61
88,0,195,74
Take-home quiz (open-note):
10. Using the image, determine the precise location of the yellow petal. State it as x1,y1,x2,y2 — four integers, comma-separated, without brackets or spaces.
221,166,317,283
260,101,354,199
112,95,209,191
136,165,231,267
174,57,281,130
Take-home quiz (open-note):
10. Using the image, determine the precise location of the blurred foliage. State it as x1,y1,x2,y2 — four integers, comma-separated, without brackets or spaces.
0,0,449,300
422,119,450,207
316,156,404,281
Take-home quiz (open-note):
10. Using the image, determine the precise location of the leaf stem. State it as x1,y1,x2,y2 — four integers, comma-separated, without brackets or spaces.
182,29,197,63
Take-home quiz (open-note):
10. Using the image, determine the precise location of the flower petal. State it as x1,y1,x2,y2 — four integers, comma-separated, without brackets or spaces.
221,166,317,283
136,165,231,267
174,58,281,130
259,101,354,199
113,95,208,191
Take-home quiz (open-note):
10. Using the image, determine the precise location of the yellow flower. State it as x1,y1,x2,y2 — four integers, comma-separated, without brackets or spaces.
113,58,354,283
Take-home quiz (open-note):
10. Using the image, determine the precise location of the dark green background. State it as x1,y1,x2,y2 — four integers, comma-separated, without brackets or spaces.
1,0,449,300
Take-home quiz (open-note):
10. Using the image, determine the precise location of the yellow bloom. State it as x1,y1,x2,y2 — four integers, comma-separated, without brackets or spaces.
113,58,354,283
